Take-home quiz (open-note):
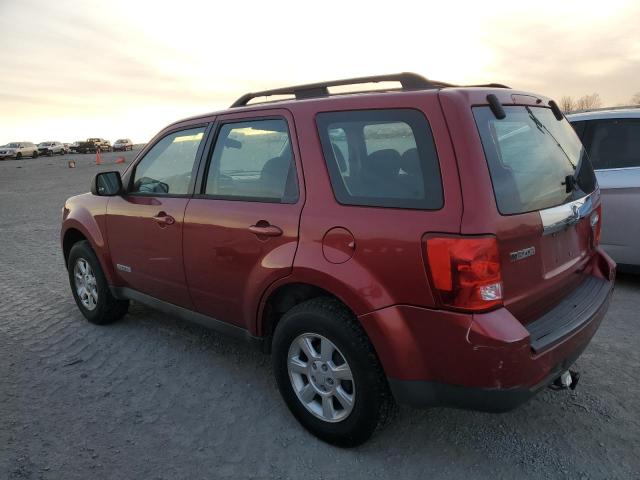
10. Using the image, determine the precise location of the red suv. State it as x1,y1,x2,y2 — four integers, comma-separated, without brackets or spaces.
61,73,615,446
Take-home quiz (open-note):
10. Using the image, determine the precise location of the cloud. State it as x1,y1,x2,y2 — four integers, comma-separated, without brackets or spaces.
1,0,639,143
480,3,640,104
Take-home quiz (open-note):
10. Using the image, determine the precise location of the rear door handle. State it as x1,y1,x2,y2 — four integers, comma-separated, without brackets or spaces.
249,223,283,237
152,211,175,226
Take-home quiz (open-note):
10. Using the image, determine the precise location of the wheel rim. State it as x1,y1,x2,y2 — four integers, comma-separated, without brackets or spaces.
73,258,98,311
287,333,355,423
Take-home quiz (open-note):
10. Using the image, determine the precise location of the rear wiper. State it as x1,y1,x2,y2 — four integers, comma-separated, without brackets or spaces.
525,107,576,169
525,106,580,192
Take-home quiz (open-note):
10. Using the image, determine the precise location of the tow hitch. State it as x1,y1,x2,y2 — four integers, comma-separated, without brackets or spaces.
549,370,580,391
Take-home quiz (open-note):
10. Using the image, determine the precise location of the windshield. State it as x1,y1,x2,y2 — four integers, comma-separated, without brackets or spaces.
473,106,596,215
39,142,52,146
7,143,20,148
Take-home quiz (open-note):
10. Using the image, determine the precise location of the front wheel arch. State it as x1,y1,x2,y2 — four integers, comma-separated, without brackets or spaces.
63,228,88,265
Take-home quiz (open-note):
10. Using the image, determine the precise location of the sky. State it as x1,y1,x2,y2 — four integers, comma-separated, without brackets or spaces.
0,0,639,145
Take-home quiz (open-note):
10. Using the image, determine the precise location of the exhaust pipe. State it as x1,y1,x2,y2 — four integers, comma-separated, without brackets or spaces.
550,370,580,391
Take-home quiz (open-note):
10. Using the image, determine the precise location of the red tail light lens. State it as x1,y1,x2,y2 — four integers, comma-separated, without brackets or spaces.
425,236,503,312
591,205,602,246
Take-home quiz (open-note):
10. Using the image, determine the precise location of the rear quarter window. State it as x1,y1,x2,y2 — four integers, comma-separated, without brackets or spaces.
316,109,443,210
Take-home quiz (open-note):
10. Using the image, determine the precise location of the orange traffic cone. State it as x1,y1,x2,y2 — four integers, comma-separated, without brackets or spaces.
115,156,125,164
95,149,102,165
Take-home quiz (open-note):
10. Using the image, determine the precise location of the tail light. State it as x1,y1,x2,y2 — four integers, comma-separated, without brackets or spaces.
590,205,602,246
425,236,503,312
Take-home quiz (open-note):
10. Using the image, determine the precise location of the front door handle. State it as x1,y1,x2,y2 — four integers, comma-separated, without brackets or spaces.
152,211,175,226
249,223,283,237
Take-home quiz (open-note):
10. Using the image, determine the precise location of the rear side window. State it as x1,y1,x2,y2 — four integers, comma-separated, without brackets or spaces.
204,119,298,203
474,106,596,215
582,119,640,170
316,109,443,209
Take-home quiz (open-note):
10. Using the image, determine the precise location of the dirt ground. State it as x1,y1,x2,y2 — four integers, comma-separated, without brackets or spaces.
1,150,639,479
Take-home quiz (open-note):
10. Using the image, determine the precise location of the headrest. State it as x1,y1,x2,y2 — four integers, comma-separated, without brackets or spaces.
366,149,401,177
401,148,421,175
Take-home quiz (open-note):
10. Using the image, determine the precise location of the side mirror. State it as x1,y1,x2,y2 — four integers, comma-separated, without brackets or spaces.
91,171,123,196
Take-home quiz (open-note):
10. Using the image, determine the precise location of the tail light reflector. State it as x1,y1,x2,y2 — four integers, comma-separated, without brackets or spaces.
425,236,503,312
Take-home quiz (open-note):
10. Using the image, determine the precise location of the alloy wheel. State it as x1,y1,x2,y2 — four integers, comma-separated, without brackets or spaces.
287,333,355,423
73,258,98,311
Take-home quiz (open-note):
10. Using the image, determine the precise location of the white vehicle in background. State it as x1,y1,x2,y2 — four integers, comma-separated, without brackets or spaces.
568,107,640,272
113,138,133,151
38,141,66,156
0,142,39,160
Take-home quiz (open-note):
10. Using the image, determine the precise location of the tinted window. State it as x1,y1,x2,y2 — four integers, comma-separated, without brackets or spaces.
474,106,596,215
204,119,298,202
583,119,640,169
316,109,443,209
570,120,586,140
131,127,205,195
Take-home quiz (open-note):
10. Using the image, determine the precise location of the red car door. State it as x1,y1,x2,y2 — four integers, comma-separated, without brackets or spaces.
106,125,208,308
183,110,304,330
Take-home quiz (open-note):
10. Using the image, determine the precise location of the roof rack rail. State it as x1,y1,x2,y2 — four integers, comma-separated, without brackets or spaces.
230,72,458,108
469,83,511,89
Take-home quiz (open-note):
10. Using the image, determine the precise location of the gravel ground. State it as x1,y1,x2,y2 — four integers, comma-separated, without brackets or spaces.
0,150,639,479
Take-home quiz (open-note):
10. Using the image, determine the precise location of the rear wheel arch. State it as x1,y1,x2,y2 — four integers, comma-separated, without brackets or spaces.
260,282,366,352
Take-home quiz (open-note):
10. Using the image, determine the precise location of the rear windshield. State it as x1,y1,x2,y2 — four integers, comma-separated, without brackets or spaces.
474,106,596,215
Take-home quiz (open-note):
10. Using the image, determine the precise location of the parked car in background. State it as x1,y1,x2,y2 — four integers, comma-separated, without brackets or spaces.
76,138,112,153
568,107,640,271
68,141,82,153
0,142,39,159
62,73,615,446
113,138,133,151
38,141,66,156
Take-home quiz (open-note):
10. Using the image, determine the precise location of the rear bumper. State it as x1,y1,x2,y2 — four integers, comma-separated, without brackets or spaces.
360,248,615,411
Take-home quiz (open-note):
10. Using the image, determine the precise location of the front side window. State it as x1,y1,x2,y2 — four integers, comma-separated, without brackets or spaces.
474,106,596,215
131,127,205,195
583,119,640,170
204,119,298,202
316,109,443,209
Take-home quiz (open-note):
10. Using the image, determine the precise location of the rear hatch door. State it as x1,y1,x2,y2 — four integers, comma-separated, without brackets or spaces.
462,98,599,323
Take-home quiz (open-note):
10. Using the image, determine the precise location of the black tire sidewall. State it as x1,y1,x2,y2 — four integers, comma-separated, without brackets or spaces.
272,302,384,446
67,241,114,324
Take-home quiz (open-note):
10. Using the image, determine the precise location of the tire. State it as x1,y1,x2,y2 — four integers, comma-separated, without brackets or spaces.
16,152,22,159
272,297,395,447
32,151,38,158
67,240,129,325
